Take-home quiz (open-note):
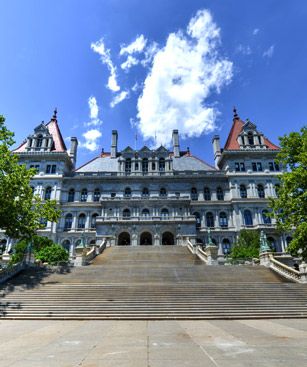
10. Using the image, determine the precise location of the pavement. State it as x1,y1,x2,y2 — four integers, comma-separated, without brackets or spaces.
1,319,307,366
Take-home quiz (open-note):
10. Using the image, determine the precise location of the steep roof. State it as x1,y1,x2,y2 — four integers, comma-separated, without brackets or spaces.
224,116,280,151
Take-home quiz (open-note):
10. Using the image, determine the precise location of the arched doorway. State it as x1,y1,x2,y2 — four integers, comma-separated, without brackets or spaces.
118,232,131,246
61,240,70,252
162,232,174,246
140,232,152,246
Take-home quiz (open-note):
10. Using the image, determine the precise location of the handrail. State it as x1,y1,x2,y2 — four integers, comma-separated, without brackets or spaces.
196,246,208,264
187,240,195,254
0,261,27,284
268,254,302,282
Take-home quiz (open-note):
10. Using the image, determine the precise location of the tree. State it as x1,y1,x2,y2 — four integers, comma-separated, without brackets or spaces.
0,115,61,240
231,230,260,260
269,127,307,259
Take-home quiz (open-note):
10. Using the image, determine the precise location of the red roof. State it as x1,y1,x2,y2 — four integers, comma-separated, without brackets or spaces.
224,117,280,151
13,117,67,153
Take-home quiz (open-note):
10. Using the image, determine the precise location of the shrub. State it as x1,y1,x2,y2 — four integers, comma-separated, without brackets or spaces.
35,244,69,265
230,230,260,260
9,240,28,264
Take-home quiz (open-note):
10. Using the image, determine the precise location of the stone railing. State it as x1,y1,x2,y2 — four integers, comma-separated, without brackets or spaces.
196,246,208,264
260,252,307,283
187,240,195,254
187,241,216,265
0,261,27,284
74,238,107,267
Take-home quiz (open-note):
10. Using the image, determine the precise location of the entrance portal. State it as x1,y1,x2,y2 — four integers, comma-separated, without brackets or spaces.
162,232,175,246
118,232,131,246
140,232,152,246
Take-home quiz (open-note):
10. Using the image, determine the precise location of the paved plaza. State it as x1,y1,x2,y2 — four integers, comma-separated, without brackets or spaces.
1,319,307,366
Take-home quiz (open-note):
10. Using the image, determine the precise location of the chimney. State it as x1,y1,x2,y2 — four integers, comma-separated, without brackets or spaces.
70,137,78,168
212,135,221,169
172,130,180,158
111,130,118,158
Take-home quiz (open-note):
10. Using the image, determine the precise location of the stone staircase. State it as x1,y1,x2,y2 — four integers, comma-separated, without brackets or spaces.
1,246,307,319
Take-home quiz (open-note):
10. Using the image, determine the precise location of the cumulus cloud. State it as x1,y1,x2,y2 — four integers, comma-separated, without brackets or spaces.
85,96,103,127
121,55,139,70
120,35,147,55
82,129,102,151
110,91,129,108
137,9,233,147
263,45,275,58
91,39,120,92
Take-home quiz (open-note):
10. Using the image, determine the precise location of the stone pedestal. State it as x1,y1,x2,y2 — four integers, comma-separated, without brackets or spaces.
299,262,307,283
73,254,86,267
260,251,272,267
205,245,218,265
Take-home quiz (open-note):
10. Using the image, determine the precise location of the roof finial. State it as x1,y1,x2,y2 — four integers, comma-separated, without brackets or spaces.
52,107,57,120
233,106,239,120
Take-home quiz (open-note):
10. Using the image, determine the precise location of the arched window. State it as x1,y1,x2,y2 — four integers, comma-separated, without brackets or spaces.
222,239,231,255
62,240,70,252
248,132,254,145
142,158,148,174
142,208,150,217
244,210,253,226
124,187,131,198
78,213,86,229
191,187,198,201
216,187,224,200
93,188,101,202
262,210,271,224
123,208,131,218
257,184,265,198
80,188,88,202
91,213,98,228
68,188,75,202
44,187,52,200
159,158,165,172
125,158,131,174
267,237,276,251
204,187,211,201
193,212,201,229
160,187,167,197
142,187,149,197
161,208,169,218
36,134,43,148
240,184,247,198
206,212,214,228
64,214,73,230
219,212,228,228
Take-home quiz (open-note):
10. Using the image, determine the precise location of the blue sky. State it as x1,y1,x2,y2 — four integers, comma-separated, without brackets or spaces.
0,0,306,166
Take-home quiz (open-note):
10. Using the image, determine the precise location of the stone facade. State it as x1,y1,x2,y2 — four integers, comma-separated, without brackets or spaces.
1,109,292,257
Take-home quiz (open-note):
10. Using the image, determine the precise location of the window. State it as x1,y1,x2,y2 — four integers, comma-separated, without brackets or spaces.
240,185,247,198
257,184,265,198
111,192,116,198
159,158,165,172
252,162,263,172
46,164,56,174
125,158,131,174
68,189,75,202
204,187,211,201
160,188,167,197
64,214,73,230
274,184,280,197
257,162,263,171
44,187,52,200
142,158,148,174
235,162,245,172
135,162,139,170
142,187,149,197
247,132,254,145
93,189,100,202
219,212,228,228
262,210,271,224
216,187,224,201
206,212,214,228
30,164,40,173
222,239,231,255
123,208,131,218
36,134,43,148
142,208,150,217
269,162,280,172
78,214,86,229
194,212,201,229
244,210,253,226
152,162,156,170
124,187,131,198
161,208,169,218
40,218,47,228
80,189,88,202
191,187,198,201
91,213,98,228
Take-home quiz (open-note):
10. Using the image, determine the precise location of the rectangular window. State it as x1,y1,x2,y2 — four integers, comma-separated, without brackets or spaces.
252,162,257,172
235,163,240,172
135,162,139,170
269,162,274,171
240,163,245,172
274,162,280,171
152,162,156,170
30,164,40,173
257,162,262,171
46,165,51,174
235,162,245,172
51,165,56,174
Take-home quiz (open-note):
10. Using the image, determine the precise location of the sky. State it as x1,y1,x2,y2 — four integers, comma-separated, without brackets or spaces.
0,0,307,166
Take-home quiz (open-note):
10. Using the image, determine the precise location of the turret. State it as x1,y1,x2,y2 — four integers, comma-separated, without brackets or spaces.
172,130,180,158
212,135,221,169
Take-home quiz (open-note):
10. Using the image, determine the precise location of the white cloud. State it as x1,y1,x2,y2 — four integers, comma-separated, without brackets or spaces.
132,82,141,92
81,129,102,151
236,44,252,55
85,96,103,127
120,35,147,55
253,28,259,35
263,45,274,58
91,39,120,92
110,91,129,108
137,9,233,147
141,41,160,66
121,55,139,70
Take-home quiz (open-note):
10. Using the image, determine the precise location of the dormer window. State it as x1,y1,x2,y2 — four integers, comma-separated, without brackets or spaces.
125,159,131,174
142,158,148,174
36,135,43,148
247,132,254,145
159,158,165,172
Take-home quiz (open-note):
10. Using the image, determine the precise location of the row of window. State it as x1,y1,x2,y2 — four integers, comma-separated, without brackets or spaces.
239,184,265,199
29,164,57,174
125,158,166,174
64,213,99,230
235,161,280,172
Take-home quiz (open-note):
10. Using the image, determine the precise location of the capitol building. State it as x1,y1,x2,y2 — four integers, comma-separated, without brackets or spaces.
7,109,290,257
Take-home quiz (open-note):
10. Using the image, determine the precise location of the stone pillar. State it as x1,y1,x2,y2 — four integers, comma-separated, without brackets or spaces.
299,262,307,283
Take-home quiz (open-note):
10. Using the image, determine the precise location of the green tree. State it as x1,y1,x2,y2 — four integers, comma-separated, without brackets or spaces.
0,115,61,240
231,230,260,260
35,244,69,265
270,126,307,259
